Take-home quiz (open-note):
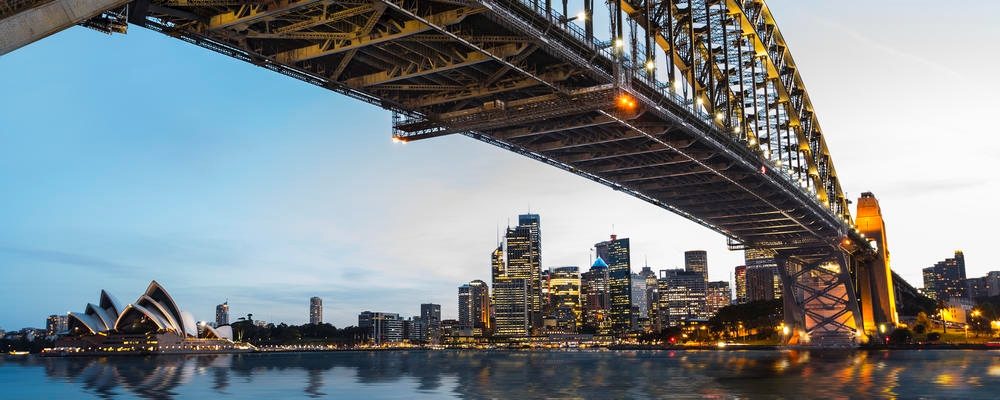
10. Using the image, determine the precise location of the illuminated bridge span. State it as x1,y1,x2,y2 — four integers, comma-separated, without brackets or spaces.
2,0,896,345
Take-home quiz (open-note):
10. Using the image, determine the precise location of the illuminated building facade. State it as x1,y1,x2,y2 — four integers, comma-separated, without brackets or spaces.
215,301,229,327
734,265,747,304
706,281,731,317
501,214,542,332
685,251,708,283
746,266,777,301
581,257,610,334
745,248,782,300
547,266,581,332
358,311,403,344
922,251,967,300
631,272,647,319
46,314,68,336
595,235,631,335
492,279,528,337
458,280,490,334
657,269,706,327
639,266,658,326
309,297,322,325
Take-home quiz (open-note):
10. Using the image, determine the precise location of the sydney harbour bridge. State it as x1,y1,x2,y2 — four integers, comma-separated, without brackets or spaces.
2,0,897,346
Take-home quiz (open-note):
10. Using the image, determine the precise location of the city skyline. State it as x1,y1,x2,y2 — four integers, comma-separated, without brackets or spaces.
2,1,999,330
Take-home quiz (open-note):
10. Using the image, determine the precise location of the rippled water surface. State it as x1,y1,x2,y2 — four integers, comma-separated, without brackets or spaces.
3,349,1000,399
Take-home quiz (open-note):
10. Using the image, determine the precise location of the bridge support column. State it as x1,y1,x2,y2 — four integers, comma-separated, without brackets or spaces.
0,0,128,55
778,251,865,347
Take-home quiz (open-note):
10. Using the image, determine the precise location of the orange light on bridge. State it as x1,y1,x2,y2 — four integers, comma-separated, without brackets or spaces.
618,95,636,110
842,238,852,247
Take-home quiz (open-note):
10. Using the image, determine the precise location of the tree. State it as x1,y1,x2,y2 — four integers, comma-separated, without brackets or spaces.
914,312,931,334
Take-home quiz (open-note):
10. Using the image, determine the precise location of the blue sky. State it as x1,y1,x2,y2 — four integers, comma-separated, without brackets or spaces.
2,1,998,330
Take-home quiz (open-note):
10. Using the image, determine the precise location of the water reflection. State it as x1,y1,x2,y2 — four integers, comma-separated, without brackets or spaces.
3,349,1000,398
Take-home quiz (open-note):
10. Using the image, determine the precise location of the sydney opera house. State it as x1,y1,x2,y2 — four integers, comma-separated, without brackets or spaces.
49,281,248,355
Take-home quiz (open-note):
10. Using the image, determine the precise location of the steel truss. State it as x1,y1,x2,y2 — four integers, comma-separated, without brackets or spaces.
2,0,878,345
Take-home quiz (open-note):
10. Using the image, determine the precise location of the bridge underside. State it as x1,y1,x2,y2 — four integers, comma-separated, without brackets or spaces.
2,0,882,345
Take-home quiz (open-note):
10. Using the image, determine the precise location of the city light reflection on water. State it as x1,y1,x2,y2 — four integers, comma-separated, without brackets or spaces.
3,349,1000,399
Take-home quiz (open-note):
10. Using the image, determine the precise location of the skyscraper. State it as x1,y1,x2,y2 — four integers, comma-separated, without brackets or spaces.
640,266,658,326
548,266,581,331
657,268,707,327
309,297,323,324
746,267,777,301
922,250,968,300
501,214,542,332
595,235,631,335
685,250,708,283
492,278,528,337
745,249,782,299
215,301,229,327
420,303,441,343
459,280,490,334
706,281,731,316
631,272,648,319
734,265,747,304
581,257,610,334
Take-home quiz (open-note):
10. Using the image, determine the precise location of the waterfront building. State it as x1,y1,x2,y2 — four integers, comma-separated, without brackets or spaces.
746,266,777,301
407,316,428,343
595,235,631,335
734,265,747,304
358,311,403,344
922,251,967,300
547,266,581,332
657,269,707,327
57,281,237,354
631,272,648,319
745,249,782,299
46,315,68,336
500,214,543,333
458,280,490,335
581,257,610,334
215,301,229,327
706,281,731,317
492,278,528,337
309,297,322,324
639,266,658,323
420,303,441,344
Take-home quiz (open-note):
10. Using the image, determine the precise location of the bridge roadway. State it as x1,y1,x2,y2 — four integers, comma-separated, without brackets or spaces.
1,0,895,345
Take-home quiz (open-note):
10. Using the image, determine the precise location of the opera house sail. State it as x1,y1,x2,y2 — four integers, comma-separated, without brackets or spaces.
50,281,248,355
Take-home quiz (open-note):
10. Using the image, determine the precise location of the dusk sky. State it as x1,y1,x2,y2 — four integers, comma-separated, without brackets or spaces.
2,1,998,331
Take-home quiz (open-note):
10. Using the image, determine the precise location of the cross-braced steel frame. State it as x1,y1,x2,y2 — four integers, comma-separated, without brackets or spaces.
4,0,881,344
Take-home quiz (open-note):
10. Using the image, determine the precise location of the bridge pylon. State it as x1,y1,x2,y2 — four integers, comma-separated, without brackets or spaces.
853,192,899,338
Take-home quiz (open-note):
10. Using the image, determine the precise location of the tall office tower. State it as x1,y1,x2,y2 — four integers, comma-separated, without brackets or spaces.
657,269,707,327
745,248,782,299
684,250,709,317
640,266,658,326
46,314,67,335
358,311,403,344
922,250,968,300
734,265,747,304
310,297,323,324
595,235,631,335
501,213,542,332
631,273,648,319
420,303,441,343
492,278,528,337
685,250,708,283
491,245,505,282
581,257,610,334
746,266,777,301
459,280,491,334
407,317,428,343
706,281,732,317
216,301,230,326
548,266,581,331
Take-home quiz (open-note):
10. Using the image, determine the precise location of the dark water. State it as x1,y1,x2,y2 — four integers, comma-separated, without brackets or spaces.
2,349,999,399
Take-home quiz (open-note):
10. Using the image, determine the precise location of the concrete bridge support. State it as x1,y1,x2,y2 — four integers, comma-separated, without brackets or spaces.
0,0,128,55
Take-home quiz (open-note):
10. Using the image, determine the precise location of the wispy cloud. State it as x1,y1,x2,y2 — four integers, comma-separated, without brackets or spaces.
0,245,136,274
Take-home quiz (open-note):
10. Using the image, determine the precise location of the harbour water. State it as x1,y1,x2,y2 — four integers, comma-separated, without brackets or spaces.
3,349,1000,399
